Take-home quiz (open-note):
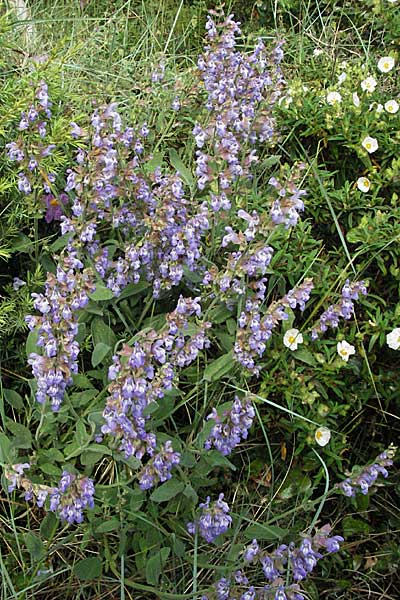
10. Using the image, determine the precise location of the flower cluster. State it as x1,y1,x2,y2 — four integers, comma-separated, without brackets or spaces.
5,80,64,221
138,441,181,490
204,396,255,455
268,164,307,228
102,296,210,485
48,470,95,524
203,525,343,600
187,493,232,543
194,9,284,199
107,172,210,298
5,464,95,524
62,103,210,298
26,252,95,411
235,279,314,374
311,279,367,339
337,445,397,497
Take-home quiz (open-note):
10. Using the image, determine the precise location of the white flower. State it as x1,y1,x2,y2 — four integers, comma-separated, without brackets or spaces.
326,91,342,105
283,328,303,351
384,99,399,114
278,95,292,108
361,76,377,93
315,427,331,447
362,136,378,153
313,48,323,57
357,177,371,192
338,72,347,85
352,92,360,107
376,103,384,113
377,56,395,73
337,340,356,362
386,328,400,350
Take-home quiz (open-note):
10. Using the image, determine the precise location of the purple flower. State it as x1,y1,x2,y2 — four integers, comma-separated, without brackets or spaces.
312,279,368,339
49,471,95,524
238,525,343,598
44,193,68,223
337,445,396,497
172,96,181,111
17,173,31,194
234,279,313,374
5,463,31,493
187,493,232,543
204,396,255,455
269,165,307,228
138,441,181,490
26,253,95,411
6,142,24,162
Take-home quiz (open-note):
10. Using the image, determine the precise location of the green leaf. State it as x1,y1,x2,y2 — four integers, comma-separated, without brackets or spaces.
204,451,236,471
75,420,90,447
145,548,170,586
80,444,112,465
95,519,121,533
74,557,102,580
85,444,112,456
293,348,317,366
89,285,114,302
116,281,149,300
144,151,164,173
50,233,71,252
24,532,45,561
72,374,95,389
169,148,195,189
209,304,233,324
342,516,371,537
91,317,117,348
39,463,62,476
12,233,32,253
91,342,111,367
183,484,198,503
26,329,39,357
70,389,98,407
244,524,288,540
6,420,32,449
203,351,234,382
150,479,185,503
39,448,65,462
3,389,24,409
0,433,13,463
40,512,58,540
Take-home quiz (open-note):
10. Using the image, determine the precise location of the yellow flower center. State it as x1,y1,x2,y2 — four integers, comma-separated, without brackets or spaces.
340,349,348,356
288,335,296,344
366,143,371,149
384,62,389,70
316,431,323,440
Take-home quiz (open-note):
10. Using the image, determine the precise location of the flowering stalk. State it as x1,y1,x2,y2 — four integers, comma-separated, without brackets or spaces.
204,395,255,455
5,464,95,524
194,10,284,202
203,524,343,599
337,445,397,497
234,279,314,374
6,80,62,219
101,296,210,486
311,279,368,339
26,252,95,411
